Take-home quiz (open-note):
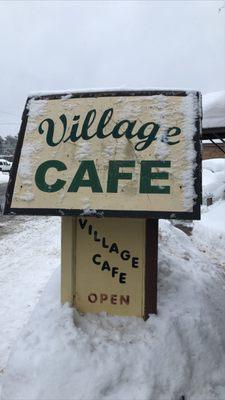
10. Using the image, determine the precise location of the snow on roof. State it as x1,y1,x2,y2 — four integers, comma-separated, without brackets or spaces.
203,90,225,129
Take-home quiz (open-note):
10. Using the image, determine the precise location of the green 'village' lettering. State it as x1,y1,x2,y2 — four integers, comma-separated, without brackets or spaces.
35,160,171,194
38,108,181,151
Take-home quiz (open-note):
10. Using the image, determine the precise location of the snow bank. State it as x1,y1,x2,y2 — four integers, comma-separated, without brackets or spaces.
2,217,225,400
0,216,60,397
203,90,225,128
200,200,225,233
0,172,9,185
203,158,225,173
202,158,225,203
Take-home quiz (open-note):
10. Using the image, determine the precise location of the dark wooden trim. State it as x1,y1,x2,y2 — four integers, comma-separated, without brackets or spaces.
29,89,191,102
4,207,200,220
193,92,202,216
144,219,158,319
4,98,29,215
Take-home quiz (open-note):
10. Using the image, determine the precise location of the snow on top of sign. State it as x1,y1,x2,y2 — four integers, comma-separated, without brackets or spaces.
28,86,199,97
81,208,98,216
116,99,143,119
182,93,199,209
61,93,73,100
75,141,91,160
14,193,34,202
26,98,48,134
103,142,114,158
18,141,42,181
203,91,225,128
27,98,48,118
153,95,171,159
145,92,199,211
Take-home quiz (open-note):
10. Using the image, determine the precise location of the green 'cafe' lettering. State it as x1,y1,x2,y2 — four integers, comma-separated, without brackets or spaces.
34,159,171,194
140,160,171,194
35,160,67,192
107,160,135,193
68,160,103,192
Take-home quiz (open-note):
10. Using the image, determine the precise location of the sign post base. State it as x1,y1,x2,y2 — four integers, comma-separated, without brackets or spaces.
61,216,158,319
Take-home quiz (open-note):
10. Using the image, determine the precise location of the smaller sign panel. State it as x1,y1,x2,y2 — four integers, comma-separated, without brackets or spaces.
75,217,145,317
4,90,201,219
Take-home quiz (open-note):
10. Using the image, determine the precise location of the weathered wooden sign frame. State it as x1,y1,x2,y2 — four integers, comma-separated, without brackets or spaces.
4,90,202,219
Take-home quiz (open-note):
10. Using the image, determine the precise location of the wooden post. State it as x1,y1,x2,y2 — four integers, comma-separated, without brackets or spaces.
61,216,76,304
61,216,159,319
73,217,146,318
144,219,158,319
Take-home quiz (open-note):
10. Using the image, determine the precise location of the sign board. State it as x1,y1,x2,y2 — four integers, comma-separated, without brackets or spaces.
4,90,201,219
75,217,145,317
61,216,158,318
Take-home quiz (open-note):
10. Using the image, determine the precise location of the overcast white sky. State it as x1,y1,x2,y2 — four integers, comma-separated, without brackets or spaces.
0,0,224,137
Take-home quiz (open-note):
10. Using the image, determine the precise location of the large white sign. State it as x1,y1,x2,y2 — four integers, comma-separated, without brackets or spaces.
5,90,201,219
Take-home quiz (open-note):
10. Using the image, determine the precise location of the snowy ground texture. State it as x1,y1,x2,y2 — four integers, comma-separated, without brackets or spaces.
0,172,9,185
1,159,225,400
0,217,60,398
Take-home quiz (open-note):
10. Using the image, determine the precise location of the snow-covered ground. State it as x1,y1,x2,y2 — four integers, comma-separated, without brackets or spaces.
0,172,9,185
0,158,225,400
0,216,60,398
202,158,225,204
